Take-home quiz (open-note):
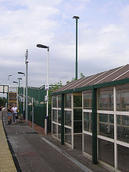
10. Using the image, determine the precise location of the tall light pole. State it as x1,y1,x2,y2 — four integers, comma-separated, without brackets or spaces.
17,78,22,88
25,49,29,122
36,44,49,135
8,74,12,89
8,74,12,81
73,16,79,80
18,72,25,119
13,81,18,106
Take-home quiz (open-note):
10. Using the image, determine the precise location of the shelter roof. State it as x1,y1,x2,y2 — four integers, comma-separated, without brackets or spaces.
53,64,129,95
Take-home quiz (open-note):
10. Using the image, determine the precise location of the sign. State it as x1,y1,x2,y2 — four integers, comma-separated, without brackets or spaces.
0,85,9,93
45,84,49,90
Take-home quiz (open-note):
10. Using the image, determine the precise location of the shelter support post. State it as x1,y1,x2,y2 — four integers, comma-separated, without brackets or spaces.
61,94,64,145
92,88,97,164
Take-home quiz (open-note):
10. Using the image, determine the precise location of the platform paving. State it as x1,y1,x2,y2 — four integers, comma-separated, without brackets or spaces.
1,111,109,172
0,111,17,172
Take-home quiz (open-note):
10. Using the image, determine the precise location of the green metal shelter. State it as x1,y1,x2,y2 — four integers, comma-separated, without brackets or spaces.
51,64,129,171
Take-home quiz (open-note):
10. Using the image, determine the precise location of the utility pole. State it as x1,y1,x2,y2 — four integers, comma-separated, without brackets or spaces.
25,49,28,122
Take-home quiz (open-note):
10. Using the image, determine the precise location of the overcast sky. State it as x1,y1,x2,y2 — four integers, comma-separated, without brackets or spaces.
1,0,129,87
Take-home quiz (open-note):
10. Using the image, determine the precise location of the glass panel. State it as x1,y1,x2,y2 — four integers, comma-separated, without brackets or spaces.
118,145,129,171
99,114,114,123
117,115,129,143
84,134,92,155
116,84,129,111
98,114,114,139
65,94,71,108
84,112,92,132
58,125,61,139
53,123,57,137
53,96,57,108
64,128,72,144
73,94,82,107
58,110,61,124
58,95,61,108
98,87,113,110
83,91,92,109
53,110,57,122
64,111,72,126
98,139,114,166
74,134,82,150
74,109,82,133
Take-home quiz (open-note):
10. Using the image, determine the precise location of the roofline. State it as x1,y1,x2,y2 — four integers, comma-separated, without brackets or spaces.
51,78,129,96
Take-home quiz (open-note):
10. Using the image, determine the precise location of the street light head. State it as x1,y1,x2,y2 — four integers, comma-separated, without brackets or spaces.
18,72,25,75
73,16,79,20
13,81,18,84
36,44,49,51
17,78,22,80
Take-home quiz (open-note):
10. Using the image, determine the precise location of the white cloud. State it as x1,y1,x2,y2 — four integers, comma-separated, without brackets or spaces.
1,0,129,86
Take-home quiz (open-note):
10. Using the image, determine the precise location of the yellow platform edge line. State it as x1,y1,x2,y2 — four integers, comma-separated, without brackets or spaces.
0,119,17,171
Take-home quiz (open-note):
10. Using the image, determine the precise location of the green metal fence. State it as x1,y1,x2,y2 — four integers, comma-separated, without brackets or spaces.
18,86,47,128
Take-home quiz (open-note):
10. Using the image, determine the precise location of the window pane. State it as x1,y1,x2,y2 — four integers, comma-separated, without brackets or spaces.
99,114,114,123
118,145,129,171
64,128,72,144
84,112,92,132
58,110,61,124
74,109,82,133
65,94,71,108
83,91,92,109
58,95,61,108
98,87,113,110
116,84,129,111
58,125,61,139
98,114,114,139
73,94,82,107
117,115,129,143
99,114,108,122
52,123,57,137
98,139,114,166
84,134,92,155
64,111,72,126
53,96,57,108
53,110,57,122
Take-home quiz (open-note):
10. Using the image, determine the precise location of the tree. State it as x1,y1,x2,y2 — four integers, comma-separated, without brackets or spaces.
66,73,85,84
0,97,7,106
49,81,63,104
80,72,85,78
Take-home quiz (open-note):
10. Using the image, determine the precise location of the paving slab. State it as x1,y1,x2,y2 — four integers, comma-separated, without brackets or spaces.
0,111,16,172
2,112,109,172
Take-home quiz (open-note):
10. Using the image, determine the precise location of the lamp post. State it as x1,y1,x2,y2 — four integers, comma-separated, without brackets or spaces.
36,44,49,135
25,49,29,122
18,72,25,119
73,16,79,80
17,78,22,88
8,74,12,90
13,81,18,107
8,74,12,81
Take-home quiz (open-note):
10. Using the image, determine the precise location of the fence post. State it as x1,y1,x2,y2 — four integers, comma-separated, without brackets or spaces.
32,97,34,129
